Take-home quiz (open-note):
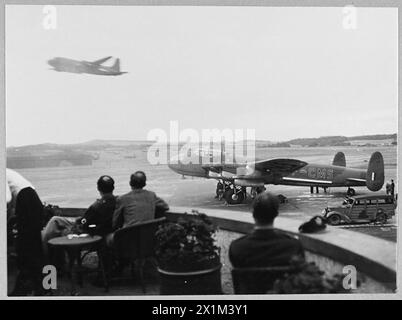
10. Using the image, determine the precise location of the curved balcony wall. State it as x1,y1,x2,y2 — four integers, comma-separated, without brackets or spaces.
59,206,396,294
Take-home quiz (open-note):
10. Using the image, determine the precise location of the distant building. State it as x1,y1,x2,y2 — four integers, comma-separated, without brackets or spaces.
7,152,93,169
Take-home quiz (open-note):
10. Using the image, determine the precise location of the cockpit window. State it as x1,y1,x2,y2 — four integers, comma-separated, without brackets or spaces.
198,149,223,158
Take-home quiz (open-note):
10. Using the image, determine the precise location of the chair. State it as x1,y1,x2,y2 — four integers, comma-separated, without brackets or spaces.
113,217,166,292
231,266,298,294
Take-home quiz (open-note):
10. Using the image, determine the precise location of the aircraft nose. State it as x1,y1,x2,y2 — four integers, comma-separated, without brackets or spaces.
47,59,56,67
168,155,182,173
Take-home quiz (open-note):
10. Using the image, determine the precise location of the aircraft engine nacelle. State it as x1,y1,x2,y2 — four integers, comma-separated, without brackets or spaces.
208,170,235,179
234,179,265,187
236,164,255,176
208,171,220,178
221,171,235,179
366,151,385,192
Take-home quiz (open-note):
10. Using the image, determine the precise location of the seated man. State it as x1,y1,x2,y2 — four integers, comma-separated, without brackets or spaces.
42,175,117,257
7,168,44,296
229,192,304,268
112,171,169,232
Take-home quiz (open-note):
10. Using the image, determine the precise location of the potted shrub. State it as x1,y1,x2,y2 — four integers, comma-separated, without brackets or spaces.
155,211,222,295
267,257,359,294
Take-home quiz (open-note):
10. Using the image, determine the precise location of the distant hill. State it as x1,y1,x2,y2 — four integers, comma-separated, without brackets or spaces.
287,136,349,147
7,133,397,156
6,139,157,169
267,142,291,148
285,134,397,147
7,139,154,152
78,139,154,147
347,134,397,141
7,146,94,169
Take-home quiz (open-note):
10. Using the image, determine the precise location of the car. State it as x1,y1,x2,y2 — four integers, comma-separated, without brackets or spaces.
322,194,396,225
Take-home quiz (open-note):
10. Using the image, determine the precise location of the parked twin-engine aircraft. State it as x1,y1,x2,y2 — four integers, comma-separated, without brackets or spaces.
47,56,127,76
168,149,385,204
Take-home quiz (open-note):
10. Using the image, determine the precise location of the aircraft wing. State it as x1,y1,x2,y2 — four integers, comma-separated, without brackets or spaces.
251,158,308,175
91,56,113,65
200,158,307,179
201,163,239,173
205,165,223,173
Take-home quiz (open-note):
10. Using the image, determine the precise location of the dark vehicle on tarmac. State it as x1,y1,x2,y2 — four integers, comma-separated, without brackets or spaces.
323,194,396,225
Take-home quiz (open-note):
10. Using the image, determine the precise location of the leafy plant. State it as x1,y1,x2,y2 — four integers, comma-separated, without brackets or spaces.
155,211,220,272
268,257,358,294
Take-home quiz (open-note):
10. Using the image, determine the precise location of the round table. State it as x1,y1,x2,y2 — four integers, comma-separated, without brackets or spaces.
48,235,108,294
48,235,102,247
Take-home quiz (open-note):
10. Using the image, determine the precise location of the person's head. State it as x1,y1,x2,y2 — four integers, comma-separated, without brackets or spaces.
391,179,394,183
130,171,146,189
252,192,279,226
97,175,115,195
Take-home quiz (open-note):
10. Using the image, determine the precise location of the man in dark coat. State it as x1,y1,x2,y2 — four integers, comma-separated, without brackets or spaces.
42,175,117,257
390,179,395,197
229,192,304,268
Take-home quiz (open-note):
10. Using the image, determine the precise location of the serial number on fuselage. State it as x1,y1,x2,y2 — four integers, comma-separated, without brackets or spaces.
293,167,335,180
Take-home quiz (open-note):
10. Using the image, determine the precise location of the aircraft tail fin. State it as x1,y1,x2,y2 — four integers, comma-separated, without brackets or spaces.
111,58,120,72
92,56,112,65
333,152,346,167
366,151,384,191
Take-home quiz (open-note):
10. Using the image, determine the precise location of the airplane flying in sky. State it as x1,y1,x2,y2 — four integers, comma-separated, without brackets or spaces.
47,56,127,76
168,149,385,204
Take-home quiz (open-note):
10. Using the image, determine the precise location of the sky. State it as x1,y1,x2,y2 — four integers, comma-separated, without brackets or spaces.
5,5,398,146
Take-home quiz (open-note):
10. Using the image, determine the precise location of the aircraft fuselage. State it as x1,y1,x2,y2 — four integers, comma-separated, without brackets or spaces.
47,57,126,76
168,160,367,189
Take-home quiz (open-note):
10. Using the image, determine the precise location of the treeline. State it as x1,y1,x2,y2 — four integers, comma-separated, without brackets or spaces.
277,133,397,147
286,136,349,147
347,134,397,141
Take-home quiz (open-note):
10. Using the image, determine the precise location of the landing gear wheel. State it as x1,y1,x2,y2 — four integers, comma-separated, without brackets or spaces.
375,212,387,224
347,188,356,196
328,214,342,226
224,189,245,205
